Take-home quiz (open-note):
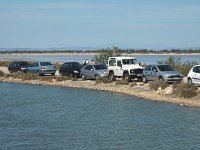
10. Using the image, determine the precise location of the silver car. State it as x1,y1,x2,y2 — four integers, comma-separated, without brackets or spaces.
81,64,108,79
27,61,56,76
143,64,183,83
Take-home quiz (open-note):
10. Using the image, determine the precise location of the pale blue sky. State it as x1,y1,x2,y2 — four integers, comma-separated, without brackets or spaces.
0,0,200,49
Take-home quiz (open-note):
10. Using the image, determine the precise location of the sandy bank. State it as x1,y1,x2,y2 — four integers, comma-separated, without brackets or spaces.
0,76,200,108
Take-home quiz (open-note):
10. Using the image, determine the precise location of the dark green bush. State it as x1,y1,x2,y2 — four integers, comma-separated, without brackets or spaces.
149,80,169,91
173,83,198,98
0,70,5,76
0,60,12,67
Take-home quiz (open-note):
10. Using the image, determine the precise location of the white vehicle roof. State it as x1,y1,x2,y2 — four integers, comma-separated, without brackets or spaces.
109,56,137,60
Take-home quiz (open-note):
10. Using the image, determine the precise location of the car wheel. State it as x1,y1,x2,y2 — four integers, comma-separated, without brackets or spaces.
8,69,12,73
123,72,131,82
95,74,99,80
51,73,55,76
37,71,42,76
142,76,147,84
188,78,193,84
109,71,116,81
158,76,164,81
81,74,86,80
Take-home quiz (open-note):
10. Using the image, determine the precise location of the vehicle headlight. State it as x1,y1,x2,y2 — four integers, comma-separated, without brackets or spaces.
73,70,79,74
130,69,134,73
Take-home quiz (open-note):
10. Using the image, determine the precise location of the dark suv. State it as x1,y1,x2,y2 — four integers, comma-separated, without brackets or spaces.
8,61,30,73
59,62,83,77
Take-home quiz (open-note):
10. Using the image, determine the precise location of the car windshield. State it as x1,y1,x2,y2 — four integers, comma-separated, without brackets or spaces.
94,65,107,70
157,65,175,71
40,62,52,66
73,63,82,69
18,62,29,66
122,59,138,65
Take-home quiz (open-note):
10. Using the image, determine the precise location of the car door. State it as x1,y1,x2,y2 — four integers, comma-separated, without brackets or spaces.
151,65,159,80
143,65,152,81
192,66,200,84
116,60,123,76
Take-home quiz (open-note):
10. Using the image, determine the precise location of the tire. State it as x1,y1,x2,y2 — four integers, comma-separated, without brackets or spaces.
142,76,147,84
81,74,86,80
9,69,12,73
51,73,55,76
123,72,131,82
188,78,193,84
158,76,164,81
109,71,116,81
95,74,99,80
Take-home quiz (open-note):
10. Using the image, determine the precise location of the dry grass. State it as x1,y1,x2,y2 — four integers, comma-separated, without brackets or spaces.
149,80,169,90
173,83,198,98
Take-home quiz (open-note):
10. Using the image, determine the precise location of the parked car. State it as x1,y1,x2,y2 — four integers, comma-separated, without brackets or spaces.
107,56,144,82
8,61,30,73
59,62,82,77
143,64,183,83
26,61,56,76
187,65,200,85
81,64,108,79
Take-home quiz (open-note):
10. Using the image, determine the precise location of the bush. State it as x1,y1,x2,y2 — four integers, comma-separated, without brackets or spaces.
130,82,137,87
115,80,129,85
149,80,169,91
173,83,198,98
96,77,113,84
95,46,122,64
0,60,12,67
0,70,5,76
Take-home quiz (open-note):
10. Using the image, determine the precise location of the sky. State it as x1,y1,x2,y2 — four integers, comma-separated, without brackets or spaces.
0,0,200,49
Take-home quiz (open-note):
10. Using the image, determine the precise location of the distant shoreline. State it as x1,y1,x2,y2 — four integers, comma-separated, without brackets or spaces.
1,52,200,56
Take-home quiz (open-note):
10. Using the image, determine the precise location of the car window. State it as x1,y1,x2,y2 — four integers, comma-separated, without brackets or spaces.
85,65,92,70
40,62,52,66
109,60,116,66
157,65,175,71
152,65,158,72
193,66,200,73
94,65,107,70
122,59,137,65
33,62,39,67
117,61,122,67
145,65,152,71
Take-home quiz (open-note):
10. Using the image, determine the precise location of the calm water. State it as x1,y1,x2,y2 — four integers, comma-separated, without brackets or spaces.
0,54,200,64
1,82,200,149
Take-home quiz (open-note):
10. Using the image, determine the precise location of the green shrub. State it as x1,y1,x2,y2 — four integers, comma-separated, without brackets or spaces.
149,80,168,91
115,80,129,85
96,77,113,84
0,60,12,67
173,83,198,98
0,70,5,76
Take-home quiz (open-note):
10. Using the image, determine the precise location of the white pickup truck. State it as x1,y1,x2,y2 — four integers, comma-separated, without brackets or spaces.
108,56,144,82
